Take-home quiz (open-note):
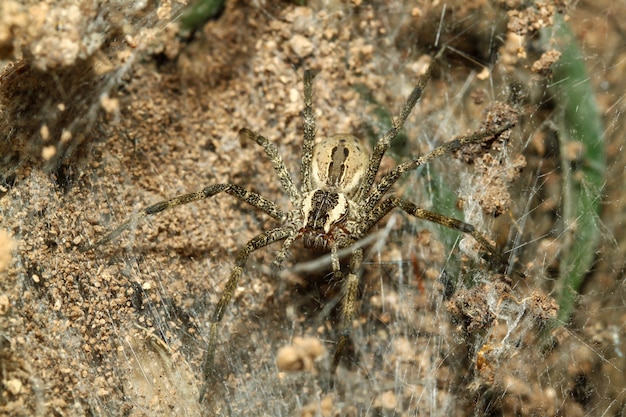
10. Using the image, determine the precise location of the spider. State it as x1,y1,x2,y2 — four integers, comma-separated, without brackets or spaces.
84,50,517,401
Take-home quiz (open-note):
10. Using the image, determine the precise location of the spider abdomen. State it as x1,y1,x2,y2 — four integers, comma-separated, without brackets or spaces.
311,134,369,197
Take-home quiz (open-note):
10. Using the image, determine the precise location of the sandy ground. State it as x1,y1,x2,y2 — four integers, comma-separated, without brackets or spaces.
1,1,626,416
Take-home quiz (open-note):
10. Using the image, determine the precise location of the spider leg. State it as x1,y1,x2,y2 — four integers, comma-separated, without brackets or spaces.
363,121,517,213
270,231,300,272
330,245,363,375
353,48,444,203
366,196,505,268
300,69,317,193
82,184,284,251
240,128,300,204
200,226,293,402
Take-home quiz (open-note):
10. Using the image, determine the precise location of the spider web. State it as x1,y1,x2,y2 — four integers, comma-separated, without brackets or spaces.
1,1,625,416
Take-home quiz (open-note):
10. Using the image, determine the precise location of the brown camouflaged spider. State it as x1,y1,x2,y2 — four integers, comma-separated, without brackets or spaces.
84,50,516,401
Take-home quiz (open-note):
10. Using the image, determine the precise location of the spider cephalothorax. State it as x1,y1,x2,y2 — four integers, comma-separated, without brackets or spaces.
84,50,517,402
301,189,349,250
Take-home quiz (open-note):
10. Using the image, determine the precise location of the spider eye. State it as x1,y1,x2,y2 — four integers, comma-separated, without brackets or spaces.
311,134,369,197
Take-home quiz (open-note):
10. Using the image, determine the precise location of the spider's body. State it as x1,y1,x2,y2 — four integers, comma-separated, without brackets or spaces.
84,51,517,402
300,134,369,250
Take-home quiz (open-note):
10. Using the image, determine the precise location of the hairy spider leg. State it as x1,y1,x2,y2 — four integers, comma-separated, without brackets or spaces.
363,122,518,213
353,48,445,203
271,232,300,272
200,227,294,402
240,128,300,204
300,69,318,193
82,184,284,251
330,245,363,375
357,123,518,270
365,197,504,267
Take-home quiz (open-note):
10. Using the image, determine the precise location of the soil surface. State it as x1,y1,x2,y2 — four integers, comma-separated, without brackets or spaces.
1,1,625,416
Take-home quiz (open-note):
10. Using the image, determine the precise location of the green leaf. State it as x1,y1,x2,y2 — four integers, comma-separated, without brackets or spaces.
179,0,226,33
545,15,606,324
